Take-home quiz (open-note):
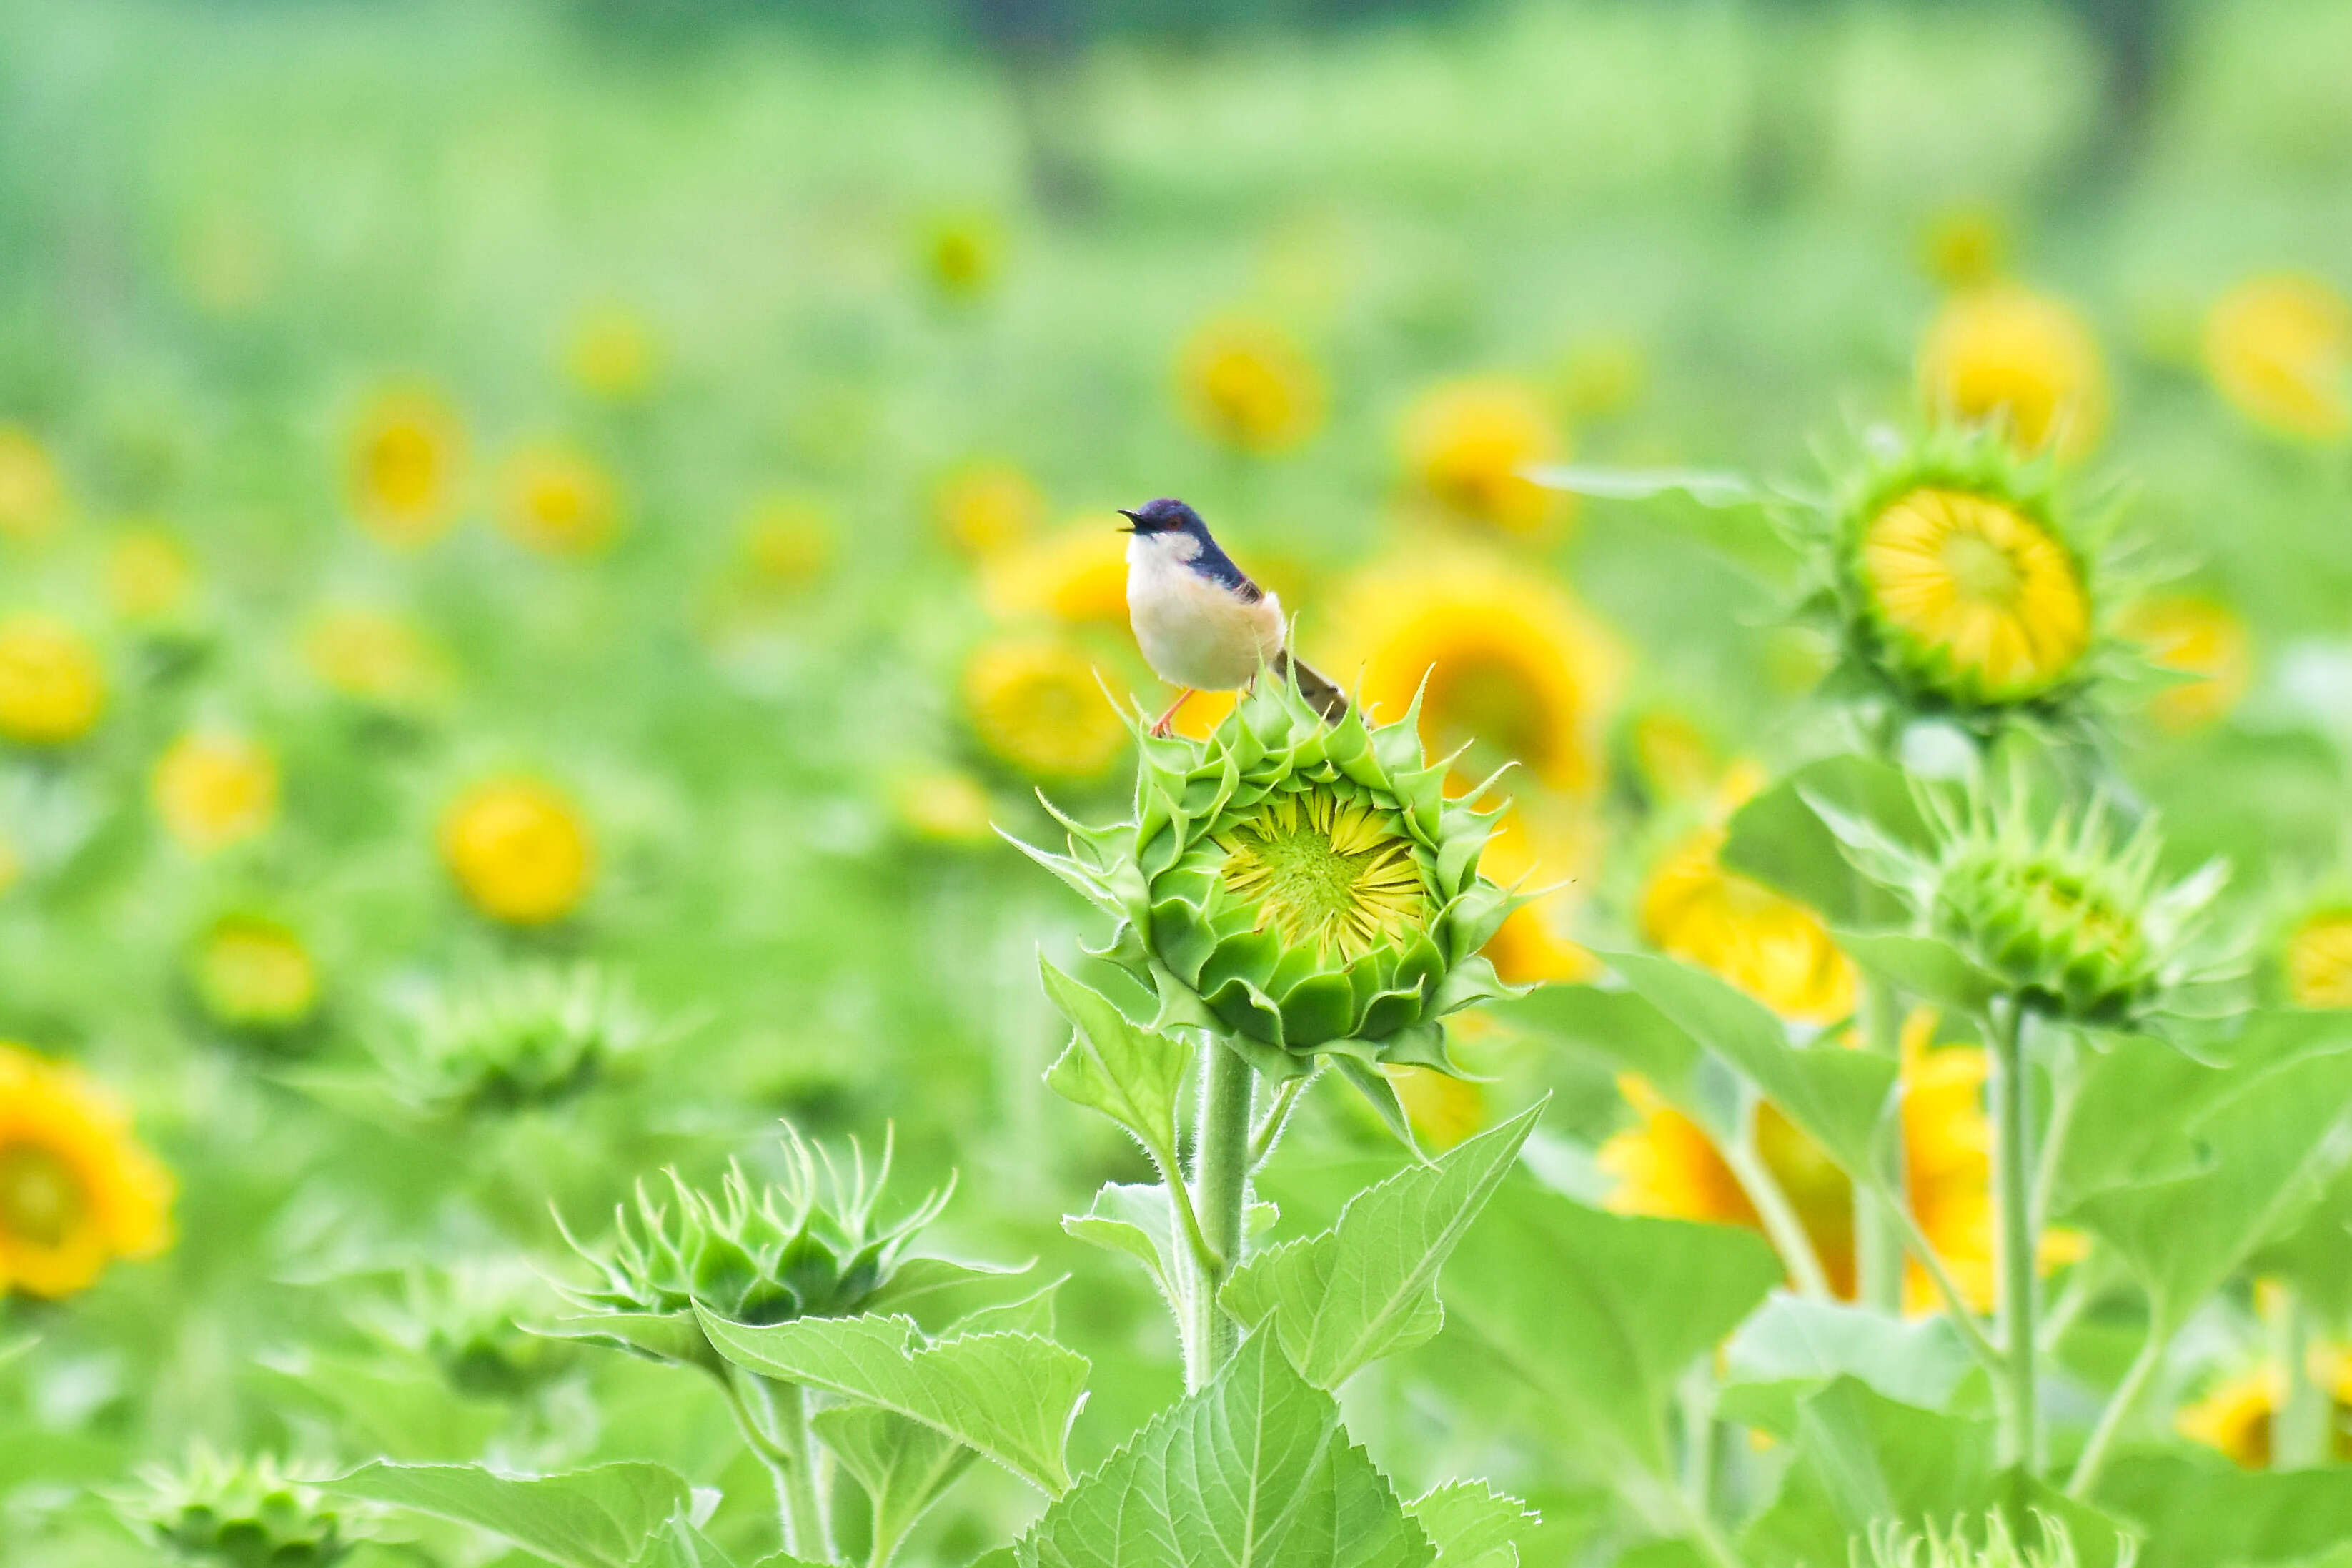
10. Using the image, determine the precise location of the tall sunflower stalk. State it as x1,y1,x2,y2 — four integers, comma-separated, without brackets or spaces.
1015,675,1521,1386
1811,769,2232,1471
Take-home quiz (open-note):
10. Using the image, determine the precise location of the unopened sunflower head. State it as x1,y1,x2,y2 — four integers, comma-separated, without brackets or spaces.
384,963,663,1117
554,1126,982,1373
1012,675,1520,1078
1859,1512,2106,1568
125,1448,359,1568
1818,765,2236,1033
372,1259,577,1401
1797,424,2132,737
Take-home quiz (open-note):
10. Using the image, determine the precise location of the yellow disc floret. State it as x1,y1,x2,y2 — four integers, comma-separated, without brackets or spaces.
441,777,596,925
1859,485,2090,705
1215,788,1425,963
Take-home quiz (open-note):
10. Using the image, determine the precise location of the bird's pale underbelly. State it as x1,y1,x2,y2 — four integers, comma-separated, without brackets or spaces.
1130,562,1284,690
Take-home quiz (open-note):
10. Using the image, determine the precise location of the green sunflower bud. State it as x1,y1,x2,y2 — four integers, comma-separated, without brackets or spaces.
552,1126,993,1373
1013,677,1520,1078
382,962,661,1116
126,1449,357,1568
367,1261,576,1401
1820,763,2233,1031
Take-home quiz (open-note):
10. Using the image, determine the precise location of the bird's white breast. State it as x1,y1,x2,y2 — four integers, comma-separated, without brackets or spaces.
1126,532,1285,692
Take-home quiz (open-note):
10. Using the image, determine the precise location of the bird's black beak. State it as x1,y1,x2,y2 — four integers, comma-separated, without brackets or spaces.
1115,507,1141,533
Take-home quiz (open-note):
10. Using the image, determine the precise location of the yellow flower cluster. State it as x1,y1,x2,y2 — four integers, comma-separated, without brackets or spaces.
0,1043,172,1299
2204,274,2351,441
1176,316,1325,455
1918,286,2106,458
152,731,279,853
1402,377,1567,536
349,387,464,549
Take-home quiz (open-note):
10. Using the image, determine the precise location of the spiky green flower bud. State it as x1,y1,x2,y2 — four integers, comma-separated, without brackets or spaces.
126,1450,356,1568
1819,765,2233,1032
366,1261,576,1401
552,1127,993,1374
382,963,661,1116
1013,678,1519,1080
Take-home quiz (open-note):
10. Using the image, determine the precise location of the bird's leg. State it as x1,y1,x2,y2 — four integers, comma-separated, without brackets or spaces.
1151,689,1194,738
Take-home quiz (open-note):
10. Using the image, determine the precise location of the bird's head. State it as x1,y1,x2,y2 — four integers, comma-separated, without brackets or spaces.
1116,497,1211,541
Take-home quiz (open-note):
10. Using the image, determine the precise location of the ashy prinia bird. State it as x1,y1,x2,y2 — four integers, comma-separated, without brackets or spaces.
1118,497,1349,736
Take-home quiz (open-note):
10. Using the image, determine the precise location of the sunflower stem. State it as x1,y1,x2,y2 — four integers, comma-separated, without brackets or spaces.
2067,1326,2164,1499
1855,976,1909,1313
1717,1106,1835,1301
2274,1284,2330,1469
1991,999,2041,1472
725,1371,833,1562
1184,1036,1256,1392
1249,1070,1312,1170
1887,1196,2003,1374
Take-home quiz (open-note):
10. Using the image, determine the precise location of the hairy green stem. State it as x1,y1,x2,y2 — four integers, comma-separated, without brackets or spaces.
1184,1037,1256,1391
2068,1328,2163,1499
1991,1001,2040,1472
1855,976,1909,1313
2275,1285,2330,1469
737,1374,831,1562
1718,1108,1835,1301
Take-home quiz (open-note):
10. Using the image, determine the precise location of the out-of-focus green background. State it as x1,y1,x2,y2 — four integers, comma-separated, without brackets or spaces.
3,0,2349,1562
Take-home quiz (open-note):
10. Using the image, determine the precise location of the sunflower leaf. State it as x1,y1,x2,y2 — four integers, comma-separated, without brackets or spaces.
1013,1332,1432,1568
1406,1482,1538,1567
1037,953,1191,1173
1597,950,1897,1184
1443,1184,1780,1484
1221,1103,1542,1389
693,1307,1088,1494
327,1460,692,1568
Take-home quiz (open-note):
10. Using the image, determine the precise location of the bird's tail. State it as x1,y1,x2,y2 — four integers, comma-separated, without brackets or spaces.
1274,650,1349,723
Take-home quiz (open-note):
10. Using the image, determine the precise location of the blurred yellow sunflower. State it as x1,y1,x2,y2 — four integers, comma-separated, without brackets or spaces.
935,462,1045,560
1604,1014,2070,1310
1478,802,1597,985
2203,274,2352,442
301,605,448,713
889,769,997,845
2121,594,2252,732
1401,377,1567,537
564,301,661,402
1917,202,2009,292
0,614,106,746
1176,316,1325,455
921,211,1003,302
152,731,279,854
2283,910,2352,1008
349,387,464,549
1919,286,2106,458
440,777,596,926
2178,1353,2352,1468
0,1043,172,1299
498,443,620,557
0,425,65,544
962,635,1126,783
981,523,1128,628
1639,797,1857,1026
106,527,196,625
1330,551,1619,796
1856,485,2090,705
189,914,319,1031
737,494,835,596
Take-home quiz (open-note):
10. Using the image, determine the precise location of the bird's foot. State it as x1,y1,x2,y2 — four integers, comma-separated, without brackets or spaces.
1150,689,1194,738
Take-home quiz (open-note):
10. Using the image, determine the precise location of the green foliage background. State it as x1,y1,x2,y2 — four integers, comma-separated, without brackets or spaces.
5,0,2352,1564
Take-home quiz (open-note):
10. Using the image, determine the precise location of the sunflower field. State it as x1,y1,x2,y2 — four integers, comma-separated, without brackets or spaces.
6,1,2352,1565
